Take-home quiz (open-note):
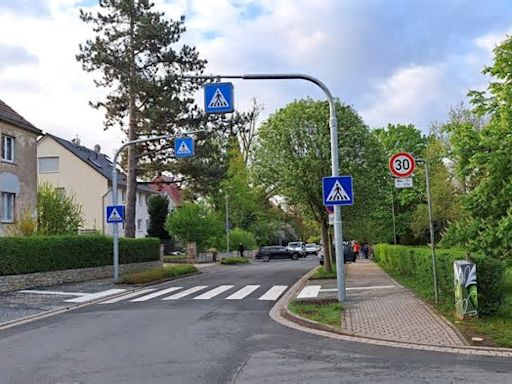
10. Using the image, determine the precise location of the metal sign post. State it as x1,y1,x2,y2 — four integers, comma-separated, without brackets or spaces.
111,130,202,282
185,73,347,302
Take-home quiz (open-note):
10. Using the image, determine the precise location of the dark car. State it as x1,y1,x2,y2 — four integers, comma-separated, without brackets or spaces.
256,246,301,262
318,243,355,265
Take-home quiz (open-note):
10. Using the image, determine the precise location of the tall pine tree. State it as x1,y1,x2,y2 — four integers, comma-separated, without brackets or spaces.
77,0,205,237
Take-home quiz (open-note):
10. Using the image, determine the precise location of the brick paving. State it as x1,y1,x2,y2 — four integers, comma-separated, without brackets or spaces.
300,259,467,346
342,260,466,346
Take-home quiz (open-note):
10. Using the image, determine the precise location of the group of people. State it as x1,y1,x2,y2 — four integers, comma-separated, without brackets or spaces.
342,240,372,263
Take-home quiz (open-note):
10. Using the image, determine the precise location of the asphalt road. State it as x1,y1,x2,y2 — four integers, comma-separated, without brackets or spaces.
1,257,512,384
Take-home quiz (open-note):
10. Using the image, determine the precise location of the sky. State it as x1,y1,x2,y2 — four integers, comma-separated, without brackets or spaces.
1,0,511,157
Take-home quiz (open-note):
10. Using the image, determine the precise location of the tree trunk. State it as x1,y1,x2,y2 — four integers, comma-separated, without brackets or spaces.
321,216,332,273
124,0,137,238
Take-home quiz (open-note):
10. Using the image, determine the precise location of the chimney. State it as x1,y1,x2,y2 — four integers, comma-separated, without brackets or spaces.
94,144,101,153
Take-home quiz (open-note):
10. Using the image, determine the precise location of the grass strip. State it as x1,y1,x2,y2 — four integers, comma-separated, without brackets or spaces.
163,255,187,263
220,257,250,265
310,265,337,279
288,299,342,329
119,264,198,284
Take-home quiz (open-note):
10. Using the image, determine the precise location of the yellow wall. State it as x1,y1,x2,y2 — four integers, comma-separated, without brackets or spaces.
37,136,108,232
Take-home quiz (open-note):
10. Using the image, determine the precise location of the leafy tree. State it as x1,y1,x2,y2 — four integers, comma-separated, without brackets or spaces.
147,195,169,239
165,202,221,251
228,228,257,252
252,99,389,271
37,183,84,235
443,36,512,260
77,0,205,237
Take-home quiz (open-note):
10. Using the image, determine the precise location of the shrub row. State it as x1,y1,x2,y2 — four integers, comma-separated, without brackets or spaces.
374,244,505,315
0,235,160,276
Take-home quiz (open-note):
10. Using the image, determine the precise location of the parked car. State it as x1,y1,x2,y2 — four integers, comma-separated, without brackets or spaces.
318,242,354,265
286,242,307,257
256,246,301,262
305,243,320,255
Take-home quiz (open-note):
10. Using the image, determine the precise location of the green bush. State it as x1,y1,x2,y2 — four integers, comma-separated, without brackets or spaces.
228,228,257,251
0,235,160,275
119,264,197,284
374,244,505,315
220,256,250,265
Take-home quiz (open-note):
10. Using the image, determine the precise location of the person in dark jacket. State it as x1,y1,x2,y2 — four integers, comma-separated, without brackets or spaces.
238,243,245,257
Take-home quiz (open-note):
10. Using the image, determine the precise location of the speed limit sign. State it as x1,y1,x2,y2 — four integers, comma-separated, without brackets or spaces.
389,152,416,178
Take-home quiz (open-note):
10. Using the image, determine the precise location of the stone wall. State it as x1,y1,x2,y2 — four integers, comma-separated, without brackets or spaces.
0,260,162,293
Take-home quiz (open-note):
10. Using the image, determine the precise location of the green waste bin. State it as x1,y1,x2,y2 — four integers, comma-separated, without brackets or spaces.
453,260,478,320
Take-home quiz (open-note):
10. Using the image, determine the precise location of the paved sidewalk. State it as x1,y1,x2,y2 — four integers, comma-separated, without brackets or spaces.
299,259,467,346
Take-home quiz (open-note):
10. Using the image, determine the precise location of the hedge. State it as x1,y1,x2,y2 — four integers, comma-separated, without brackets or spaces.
374,244,505,316
0,235,160,276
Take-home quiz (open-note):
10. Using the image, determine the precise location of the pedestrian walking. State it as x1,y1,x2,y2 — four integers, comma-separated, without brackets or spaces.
361,243,369,259
238,243,245,258
353,241,360,259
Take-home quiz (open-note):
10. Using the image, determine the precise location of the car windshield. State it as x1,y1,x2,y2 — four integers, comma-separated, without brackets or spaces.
288,242,301,247
306,243,316,247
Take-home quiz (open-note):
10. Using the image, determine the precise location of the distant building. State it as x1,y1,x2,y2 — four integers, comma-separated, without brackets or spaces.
147,174,182,211
37,134,156,237
0,99,42,235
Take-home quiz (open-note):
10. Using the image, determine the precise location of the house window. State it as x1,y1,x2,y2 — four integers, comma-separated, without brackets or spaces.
38,157,59,173
55,187,65,196
138,192,142,205
1,135,15,163
137,219,143,231
121,190,126,203
1,192,15,223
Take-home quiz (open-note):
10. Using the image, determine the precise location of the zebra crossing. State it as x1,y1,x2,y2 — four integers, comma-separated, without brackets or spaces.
97,284,289,304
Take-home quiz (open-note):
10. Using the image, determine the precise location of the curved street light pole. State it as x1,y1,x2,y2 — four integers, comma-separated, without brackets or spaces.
183,73,346,301
111,130,203,282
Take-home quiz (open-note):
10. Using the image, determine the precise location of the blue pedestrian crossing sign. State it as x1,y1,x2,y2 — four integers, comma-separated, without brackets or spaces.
204,82,234,114
322,176,354,206
106,205,125,223
175,137,194,158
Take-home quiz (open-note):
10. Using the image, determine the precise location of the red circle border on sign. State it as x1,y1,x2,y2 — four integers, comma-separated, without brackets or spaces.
389,152,416,178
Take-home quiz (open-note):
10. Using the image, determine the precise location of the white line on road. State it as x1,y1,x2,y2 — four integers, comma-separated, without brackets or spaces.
258,285,288,301
98,288,157,304
297,285,322,299
162,286,208,300
193,285,234,300
18,290,85,296
131,287,183,302
65,289,126,303
225,285,260,300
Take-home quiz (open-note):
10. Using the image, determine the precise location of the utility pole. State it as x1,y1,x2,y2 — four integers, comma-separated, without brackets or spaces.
225,192,230,254
416,158,438,303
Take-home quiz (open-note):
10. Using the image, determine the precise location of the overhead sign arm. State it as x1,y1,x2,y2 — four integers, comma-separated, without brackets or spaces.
183,73,347,302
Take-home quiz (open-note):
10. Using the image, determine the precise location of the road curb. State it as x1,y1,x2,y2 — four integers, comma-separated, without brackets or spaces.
0,270,203,332
270,267,512,357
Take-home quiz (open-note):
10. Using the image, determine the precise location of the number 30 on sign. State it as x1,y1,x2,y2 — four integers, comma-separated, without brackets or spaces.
389,152,416,178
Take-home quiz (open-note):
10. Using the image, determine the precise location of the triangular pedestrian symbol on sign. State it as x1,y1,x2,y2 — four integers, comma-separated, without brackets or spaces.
108,208,122,222
326,180,350,202
177,141,192,155
208,88,229,108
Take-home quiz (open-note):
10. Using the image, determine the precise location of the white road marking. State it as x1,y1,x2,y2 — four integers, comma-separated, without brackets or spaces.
225,285,260,300
65,289,126,303
193,285,234,300
162,286,208,300
98,288,157,304
297,285,322,299
258,285,288,301
18,290,84,296
131,287,182,302
320,285,398,292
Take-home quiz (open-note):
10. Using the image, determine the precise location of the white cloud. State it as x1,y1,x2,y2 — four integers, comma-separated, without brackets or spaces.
360,65,444,129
